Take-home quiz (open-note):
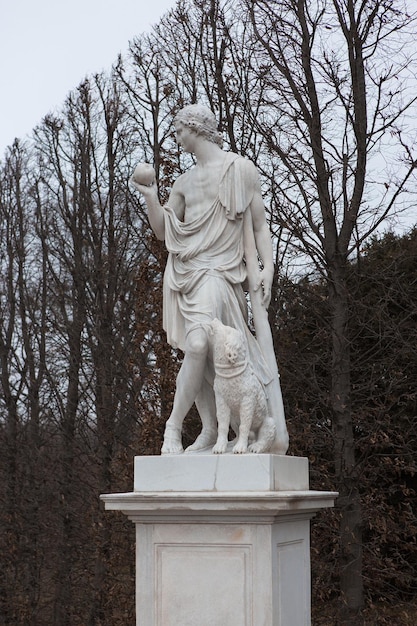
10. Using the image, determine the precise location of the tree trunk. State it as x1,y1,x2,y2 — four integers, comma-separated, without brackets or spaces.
329,262,364,623
53,325,82,626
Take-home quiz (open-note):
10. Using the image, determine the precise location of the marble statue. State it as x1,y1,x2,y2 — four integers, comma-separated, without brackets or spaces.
131,103,288,455
209,318,276,454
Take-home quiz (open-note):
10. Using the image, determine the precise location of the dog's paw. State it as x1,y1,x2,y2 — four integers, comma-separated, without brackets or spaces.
233,441,248,454
248,441,264,453
212,441,227,454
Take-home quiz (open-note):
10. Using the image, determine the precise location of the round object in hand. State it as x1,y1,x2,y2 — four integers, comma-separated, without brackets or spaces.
132,163,155,186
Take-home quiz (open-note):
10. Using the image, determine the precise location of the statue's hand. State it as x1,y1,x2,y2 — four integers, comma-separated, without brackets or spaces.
129,177,158,196
254,267,273,308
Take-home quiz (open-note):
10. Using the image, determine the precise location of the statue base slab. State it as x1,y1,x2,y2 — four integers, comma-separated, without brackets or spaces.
134,453,309,491
101,455,337,626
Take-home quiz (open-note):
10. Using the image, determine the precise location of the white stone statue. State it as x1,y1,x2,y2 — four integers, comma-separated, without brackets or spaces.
209,318,276,454
131,104,288,455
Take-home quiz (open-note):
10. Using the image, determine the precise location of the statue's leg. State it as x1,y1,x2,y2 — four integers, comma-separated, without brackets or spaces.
185,378,217,453
161,327,208,455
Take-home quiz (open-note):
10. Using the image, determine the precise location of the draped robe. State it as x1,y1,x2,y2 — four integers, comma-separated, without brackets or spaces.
162,153,271,386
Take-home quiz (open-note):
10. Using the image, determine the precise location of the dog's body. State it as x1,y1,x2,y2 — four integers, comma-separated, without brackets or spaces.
209,318,276,454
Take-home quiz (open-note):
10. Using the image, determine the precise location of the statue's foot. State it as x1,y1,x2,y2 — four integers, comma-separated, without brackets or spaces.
185,428,217,453
161,423,184,455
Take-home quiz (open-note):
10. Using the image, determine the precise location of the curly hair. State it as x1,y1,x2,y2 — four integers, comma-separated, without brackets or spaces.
174,104,223,147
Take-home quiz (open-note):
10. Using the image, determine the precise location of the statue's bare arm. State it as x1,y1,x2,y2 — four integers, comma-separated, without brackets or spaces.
246,175,274,308
131,177,185,241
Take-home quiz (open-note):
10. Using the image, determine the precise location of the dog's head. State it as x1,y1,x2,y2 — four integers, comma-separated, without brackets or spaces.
209,318,246,365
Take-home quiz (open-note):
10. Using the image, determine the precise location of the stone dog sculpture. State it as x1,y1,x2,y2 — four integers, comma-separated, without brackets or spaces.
210,318,276,455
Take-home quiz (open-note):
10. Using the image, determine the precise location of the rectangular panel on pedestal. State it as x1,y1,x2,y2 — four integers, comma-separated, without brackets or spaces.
155,543,252,626
276,540,308,625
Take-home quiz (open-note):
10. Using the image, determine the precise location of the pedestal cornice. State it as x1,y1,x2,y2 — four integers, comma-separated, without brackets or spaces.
101,489,338,522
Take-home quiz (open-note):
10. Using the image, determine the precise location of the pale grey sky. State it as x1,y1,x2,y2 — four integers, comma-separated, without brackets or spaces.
0,0,176,154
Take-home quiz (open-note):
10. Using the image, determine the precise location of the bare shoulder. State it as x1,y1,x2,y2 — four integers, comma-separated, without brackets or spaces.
175,168,195,189
167,171,192,220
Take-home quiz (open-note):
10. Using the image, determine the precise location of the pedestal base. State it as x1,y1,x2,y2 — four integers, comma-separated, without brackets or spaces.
101,455,337,626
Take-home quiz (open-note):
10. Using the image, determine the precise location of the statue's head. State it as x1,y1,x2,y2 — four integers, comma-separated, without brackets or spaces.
174,104,223,147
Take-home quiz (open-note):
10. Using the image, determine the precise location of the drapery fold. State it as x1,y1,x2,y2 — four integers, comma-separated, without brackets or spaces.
162,153,271,385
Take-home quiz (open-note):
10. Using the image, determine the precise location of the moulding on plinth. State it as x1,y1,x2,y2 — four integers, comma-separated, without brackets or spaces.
101,455,337,626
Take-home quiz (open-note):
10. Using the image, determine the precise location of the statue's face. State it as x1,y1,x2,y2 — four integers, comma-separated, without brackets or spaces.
175,121,197,153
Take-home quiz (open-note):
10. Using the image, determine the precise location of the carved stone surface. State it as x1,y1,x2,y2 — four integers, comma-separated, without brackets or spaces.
131,162,155,186
101,455,338,626
131,104,289,456
133,454,309,492
210,318,276,454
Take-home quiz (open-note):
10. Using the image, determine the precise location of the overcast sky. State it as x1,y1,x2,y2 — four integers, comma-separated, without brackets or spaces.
0,0,176,155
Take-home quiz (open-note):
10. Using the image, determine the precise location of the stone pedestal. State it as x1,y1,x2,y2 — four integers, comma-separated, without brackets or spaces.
101,455,337,626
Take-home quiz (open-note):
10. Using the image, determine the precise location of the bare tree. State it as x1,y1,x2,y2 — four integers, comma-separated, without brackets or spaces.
239,0,417,622
0,140,54,624
31,72,150,624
